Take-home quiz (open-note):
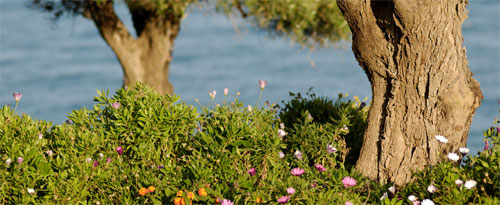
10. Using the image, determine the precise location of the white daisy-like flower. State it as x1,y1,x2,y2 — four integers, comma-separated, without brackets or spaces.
408,195,417,202
46,150,53,157
86,157,92,163
380,192,388,201
435,135,448,144
458,147,470,154
388,186,396,193
427,184,436,193
5,158,12,166
464,180,477,189
422,199,435,205
455,179,463,186
27,188,35,194
99,153,104,159
447,153,460,162
294,150,303,159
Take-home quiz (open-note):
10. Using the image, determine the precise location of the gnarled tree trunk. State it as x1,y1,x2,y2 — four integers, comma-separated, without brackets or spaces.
86,1,181,94
337,0,482,186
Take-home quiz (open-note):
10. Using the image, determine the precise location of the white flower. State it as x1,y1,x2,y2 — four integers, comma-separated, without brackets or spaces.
5,158,12,166
447,153,460,162
421,199,435,205
247,105,252,112
278,129,287,137
341,125,349,131
427,184,436,193
294,150,303,160
464,180,477,189
46,150,53,157
388,186,396,193
27,188,35,194
408,195,417,202
435,135,448,144
99,153,104,159
459,147,470,154
38,133,43,140
327,144,337,153
86,157,92,163
279,123,285,129
455,179,463,186
380,192,388,201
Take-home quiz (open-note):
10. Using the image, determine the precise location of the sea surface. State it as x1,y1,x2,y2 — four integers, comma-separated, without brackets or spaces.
1,1,499,155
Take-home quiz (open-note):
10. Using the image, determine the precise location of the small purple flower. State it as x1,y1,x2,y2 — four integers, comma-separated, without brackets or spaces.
93,160,99,167
111,102,121,109
279,151,285,158
286,187,295,195
247,168,256,176
65,119,73,125
13,93,22,102
327,144,337,154
17,157,23,164
277,195,290,204
106,158,112,163
116,146,123,155
314,164,326,172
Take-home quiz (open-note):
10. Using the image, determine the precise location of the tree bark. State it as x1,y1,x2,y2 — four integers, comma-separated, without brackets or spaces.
86,1,181,94
337,0,482,186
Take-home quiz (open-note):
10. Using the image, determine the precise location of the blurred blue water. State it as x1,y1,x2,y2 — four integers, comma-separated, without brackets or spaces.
0,1,499,155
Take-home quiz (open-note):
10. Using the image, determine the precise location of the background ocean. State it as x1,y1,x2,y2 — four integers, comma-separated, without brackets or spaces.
0,1,498,155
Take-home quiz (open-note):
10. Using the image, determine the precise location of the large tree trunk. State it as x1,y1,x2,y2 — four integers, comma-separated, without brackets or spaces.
337,0,482,186
86,1,181,94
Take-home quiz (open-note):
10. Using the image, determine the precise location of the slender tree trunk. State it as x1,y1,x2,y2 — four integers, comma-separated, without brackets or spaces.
337,0,482,186
86,1,181,94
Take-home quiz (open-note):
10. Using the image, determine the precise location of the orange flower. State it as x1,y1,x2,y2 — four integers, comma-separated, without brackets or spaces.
138,188,148,196
174,197,186,205
256,197,263,203
187,191,194,199
198,188,207,197
148,186,155,193
176,190,184,196
215,198,221,203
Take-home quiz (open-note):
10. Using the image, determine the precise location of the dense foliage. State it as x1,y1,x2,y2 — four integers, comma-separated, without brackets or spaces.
1,83,498,204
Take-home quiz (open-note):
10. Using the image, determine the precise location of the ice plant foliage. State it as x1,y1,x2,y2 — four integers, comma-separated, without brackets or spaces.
290,168,305,176
435,135,448,144
341,177,356,188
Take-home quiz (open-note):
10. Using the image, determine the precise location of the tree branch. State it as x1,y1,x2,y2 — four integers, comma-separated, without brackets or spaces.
87,1,135,48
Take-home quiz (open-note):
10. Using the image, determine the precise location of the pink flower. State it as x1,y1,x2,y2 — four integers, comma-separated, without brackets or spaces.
290,168,305,176
106,158,112,163
277,195,290,203
111,102,121,109
93,160,99,167
345,202,353,205
116,146,124,155
248,105,252,112
484,139,489,150
413,201,421,205
279,151,285,158
224,88,229,96
278,129,287,137
38,133,43,140
427,184,436,193
17,157,23,164
327,144,337,153
221,199,233,205
314,164,326,172
247,168,256,176
13,93,22,102
294,150,302,159
341,176,357,188
258,80,268,90
286,187,295,195
209,90,216,99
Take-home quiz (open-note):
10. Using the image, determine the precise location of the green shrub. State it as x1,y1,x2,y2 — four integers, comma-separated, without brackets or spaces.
278,88,368,168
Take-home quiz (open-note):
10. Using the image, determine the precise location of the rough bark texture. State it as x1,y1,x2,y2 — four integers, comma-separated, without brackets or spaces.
336,0,483,186
86,1,181,94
